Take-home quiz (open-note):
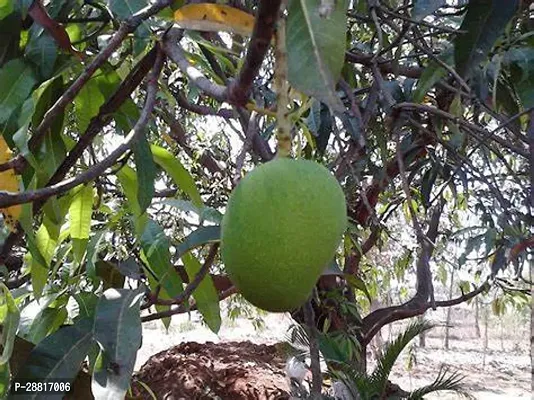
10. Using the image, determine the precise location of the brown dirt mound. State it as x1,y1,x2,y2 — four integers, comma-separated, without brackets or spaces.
131,341,291,400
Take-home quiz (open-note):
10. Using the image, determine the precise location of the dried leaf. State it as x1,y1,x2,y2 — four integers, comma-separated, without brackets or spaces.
174,4,255,36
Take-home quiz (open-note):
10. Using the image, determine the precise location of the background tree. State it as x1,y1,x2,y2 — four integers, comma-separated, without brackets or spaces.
0,0,532,398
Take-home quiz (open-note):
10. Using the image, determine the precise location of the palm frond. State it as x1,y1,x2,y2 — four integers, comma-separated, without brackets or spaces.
285,323,311,360
407,366,474,400
369,319,435,391
329,368,373,399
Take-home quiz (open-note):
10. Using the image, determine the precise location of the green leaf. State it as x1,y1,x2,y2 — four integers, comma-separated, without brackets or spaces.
175,225,221,258
69,184,94,240
30,223,59,298
162,199,223,224
0,12,22,68
344,274,371,301
140,220,184,298
133,131,156,213
74,75,106,133
95,260,126,290
117,165,141,216
182,252,221,333
0,282,20,364
13,318,94,398
24,30,57,79
454,0,519,78
85,230,106,282
107,0,145,20
412,48,452,103
0,58,37,124
73,292,99,322
117,165,148,234
286,0,347,112
26,307,68,344
151,144,203,208
503,47,534,108
0,362,9,398
92,288,143,400
0,0,13,20
412,0,446,21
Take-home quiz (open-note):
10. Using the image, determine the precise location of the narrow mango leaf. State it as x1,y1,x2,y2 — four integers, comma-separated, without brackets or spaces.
13,318,94,399
25,30,57,79
140,220,184,298
454,0,519,78
69,184,94,240
503,47,534,108
0,58,37,124
146,273,171,330
18,204,48,299
117,165,148,234
182,252,221,333
412,48,453,103
0,135,21,231
73,292,99,322
162,199,223,224
74,75,106,133
92,288,143,400
27,307,68,344
151,144,203,208
85,230,106,282
30,223,59,298
0,282,20,364
117,165,141,216
108,0,145,20
286,0,347,112
174,4,255,36
175,225,220,259
132,131,156,213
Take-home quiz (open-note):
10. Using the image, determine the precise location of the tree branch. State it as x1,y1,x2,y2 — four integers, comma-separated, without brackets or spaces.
0,0,174,174
360,199,445,345
149,243,219,306
163,29,227,102
226,0,283,106
141,286,238,322
157,109,225,175
0,48,164,209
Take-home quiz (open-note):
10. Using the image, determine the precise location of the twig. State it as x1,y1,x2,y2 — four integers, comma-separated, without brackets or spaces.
45,47,157,190
395,102,529,158
233,111,259,185
157,109,224,175
173,91,233,118
227,0,283,106
303,297,322,398
141,286,237,322
163,29,227,102
150,243,219,306
0,48,164,209
0,0,174,174
361,200,447,345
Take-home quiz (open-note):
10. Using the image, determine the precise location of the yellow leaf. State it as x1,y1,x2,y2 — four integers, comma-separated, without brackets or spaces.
174,4,255,36
0,136,21,232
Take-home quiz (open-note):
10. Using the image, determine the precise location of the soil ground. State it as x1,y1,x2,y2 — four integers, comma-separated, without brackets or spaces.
134,308,530,399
